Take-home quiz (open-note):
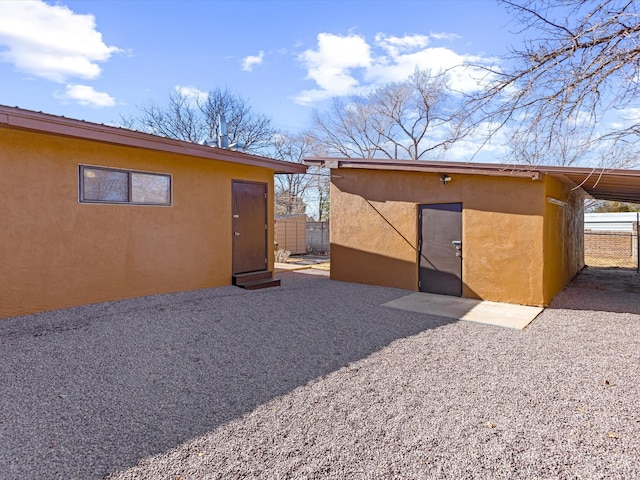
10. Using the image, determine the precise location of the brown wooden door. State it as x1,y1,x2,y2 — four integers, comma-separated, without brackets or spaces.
232,181,268,274
419,203,463,296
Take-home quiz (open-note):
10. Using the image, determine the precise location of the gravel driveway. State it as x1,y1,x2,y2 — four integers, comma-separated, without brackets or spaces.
1,269,639,479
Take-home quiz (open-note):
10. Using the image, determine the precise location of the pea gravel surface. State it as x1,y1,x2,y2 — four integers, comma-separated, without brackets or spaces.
1,268,639,479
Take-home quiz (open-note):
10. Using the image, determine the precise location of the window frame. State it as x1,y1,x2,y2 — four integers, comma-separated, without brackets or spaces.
79,165,172,206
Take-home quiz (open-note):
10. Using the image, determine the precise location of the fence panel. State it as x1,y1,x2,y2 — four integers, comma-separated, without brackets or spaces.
275,215,307,254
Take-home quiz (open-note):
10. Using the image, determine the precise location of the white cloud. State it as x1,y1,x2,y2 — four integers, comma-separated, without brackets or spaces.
174,85,209,105
242,51,264,72
617,107,640,122
429,32,462,41
55,84,116,107
296,33,372,105
608,106,640,134
375,33,430,57
444,123,512,162
0,0,120,82
295,32,496,106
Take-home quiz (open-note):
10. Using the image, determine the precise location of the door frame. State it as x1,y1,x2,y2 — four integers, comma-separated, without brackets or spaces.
417,202,463,296
231,180,268,275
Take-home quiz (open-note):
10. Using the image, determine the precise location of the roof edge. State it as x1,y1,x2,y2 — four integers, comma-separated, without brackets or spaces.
303,157,640,176
0,105,306,175
303,157,640,203
303,157,541,180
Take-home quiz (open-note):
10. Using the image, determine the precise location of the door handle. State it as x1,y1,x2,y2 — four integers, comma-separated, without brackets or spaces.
452,240,462,257
234,232,240,236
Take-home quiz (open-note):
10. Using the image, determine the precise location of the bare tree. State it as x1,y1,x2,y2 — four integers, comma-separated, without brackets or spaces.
469,0,640,162
311,69,465,160
270,132,333,220
508,122,599,167
591,200,640,212
199,88,276,153
122,89,206,142
311,96,385,159
123,87,276,155
272,132,315,217
313,171,330,221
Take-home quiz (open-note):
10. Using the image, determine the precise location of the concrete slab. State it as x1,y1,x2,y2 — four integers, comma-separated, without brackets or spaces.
275,262,310,271
275,261,330,273
382,292,544,330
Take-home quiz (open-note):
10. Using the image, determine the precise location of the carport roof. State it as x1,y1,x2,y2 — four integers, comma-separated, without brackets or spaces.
304,157,640,204
0,105,306,175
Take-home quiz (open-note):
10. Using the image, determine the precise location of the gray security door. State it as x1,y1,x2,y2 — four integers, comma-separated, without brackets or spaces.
232,181,268,274
418,203,462,296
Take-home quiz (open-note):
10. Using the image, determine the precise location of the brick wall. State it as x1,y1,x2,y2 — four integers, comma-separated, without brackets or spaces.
584,231,637,267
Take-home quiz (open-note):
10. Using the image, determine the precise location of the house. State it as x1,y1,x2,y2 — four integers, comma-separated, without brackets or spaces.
304,158,640,307
0,105,305,319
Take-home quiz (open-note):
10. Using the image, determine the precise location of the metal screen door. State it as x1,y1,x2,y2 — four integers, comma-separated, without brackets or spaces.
232,181,268,274
418,203,463,296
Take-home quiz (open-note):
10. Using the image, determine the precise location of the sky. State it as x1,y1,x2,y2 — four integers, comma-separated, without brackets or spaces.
0,0,521,139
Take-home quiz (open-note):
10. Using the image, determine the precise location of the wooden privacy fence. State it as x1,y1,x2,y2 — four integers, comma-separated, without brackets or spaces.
275,217,330,254
275,215,306,254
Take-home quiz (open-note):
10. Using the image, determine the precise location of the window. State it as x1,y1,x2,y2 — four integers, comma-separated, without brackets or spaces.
79,166,171,205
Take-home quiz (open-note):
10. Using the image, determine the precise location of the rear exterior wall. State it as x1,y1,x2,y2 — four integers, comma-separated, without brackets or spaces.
0,128,275,318
330,169,552,306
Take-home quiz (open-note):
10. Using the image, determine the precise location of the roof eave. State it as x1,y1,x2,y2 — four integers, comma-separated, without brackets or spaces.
0,106,306,175
304,156,640,204
304,157,540,180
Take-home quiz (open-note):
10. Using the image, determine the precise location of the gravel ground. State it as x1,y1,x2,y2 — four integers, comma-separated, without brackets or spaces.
1,269,639,479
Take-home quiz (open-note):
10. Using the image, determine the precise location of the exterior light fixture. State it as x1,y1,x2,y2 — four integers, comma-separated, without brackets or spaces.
440,175,452,185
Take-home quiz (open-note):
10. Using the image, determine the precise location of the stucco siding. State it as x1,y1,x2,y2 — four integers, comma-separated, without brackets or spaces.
330,169,548,306
542,176,585,303
0,128,275,318
330,183,418,290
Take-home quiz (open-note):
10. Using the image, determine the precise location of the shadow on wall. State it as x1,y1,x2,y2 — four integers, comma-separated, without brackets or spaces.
0,273,455,479
330,244,481,302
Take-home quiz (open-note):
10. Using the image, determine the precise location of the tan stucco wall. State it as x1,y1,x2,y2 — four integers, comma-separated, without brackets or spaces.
0,128,275,318
330,169,554,306
542,176,585,304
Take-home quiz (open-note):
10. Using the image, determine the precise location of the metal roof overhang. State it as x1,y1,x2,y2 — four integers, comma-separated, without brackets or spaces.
304,157,640,204
537,166,640,204
0,105,306,175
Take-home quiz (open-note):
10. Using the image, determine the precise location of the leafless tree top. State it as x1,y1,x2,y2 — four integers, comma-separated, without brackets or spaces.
310,70,466,161
470,0,640,161
123,88,276,155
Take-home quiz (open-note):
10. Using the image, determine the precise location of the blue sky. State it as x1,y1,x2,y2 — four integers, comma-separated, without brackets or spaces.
0,0,519,136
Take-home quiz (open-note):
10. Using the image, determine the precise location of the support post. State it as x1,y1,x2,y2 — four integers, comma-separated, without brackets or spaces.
634,212,640,273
